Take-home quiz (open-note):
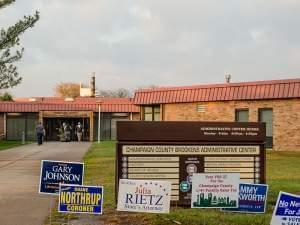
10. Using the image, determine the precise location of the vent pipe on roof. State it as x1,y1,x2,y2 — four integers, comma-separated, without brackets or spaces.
225,74,231,83
90,73,96,97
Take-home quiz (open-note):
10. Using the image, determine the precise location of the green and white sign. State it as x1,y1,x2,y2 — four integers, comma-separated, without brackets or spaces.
179,181,190,192
191,173,240,208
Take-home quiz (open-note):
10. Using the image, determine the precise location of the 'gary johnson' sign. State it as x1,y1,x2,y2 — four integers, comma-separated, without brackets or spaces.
39,160,84,195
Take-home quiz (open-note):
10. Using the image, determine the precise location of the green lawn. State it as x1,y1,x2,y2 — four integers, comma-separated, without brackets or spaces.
86,142,300,225
48,141,300,225
0,140,30,151
83,141,117,208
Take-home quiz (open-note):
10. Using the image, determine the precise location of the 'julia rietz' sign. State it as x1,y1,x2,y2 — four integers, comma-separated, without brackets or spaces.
117,179,171,213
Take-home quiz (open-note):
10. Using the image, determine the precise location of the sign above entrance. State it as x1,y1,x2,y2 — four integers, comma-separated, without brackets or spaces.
42,111,91,118
116,121,266,206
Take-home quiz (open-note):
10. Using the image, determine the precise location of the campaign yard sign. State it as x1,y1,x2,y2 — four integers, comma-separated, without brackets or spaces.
222,183,268,213
58,184,103,214
39,160,84,195
117,179,171,214
191,173,240,208
271,192,300,225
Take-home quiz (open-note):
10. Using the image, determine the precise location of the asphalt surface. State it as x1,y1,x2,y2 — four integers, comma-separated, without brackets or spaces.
0,142,91,225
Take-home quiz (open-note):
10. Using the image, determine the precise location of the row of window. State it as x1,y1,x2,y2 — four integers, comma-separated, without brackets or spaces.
236,108,273,148
235,108,273,136
142,106,273,130
142,105,273,148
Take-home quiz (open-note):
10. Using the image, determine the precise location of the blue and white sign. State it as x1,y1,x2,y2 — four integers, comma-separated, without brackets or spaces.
59,184,103,214
39,160,84,195
271,192,300,225
222,183,268,213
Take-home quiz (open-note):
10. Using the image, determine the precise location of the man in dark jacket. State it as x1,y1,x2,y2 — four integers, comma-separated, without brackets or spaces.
36,122,44,145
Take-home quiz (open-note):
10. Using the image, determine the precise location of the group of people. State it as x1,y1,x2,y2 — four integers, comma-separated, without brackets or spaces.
62,122,83,142
35,121,84,145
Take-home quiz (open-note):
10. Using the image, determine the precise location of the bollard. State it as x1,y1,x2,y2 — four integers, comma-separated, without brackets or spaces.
22,131,25,144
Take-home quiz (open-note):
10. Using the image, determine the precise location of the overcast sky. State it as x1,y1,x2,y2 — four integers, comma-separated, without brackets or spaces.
1,0,300,97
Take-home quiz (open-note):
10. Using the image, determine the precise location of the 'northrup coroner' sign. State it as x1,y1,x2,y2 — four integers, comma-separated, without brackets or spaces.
116,121,266,206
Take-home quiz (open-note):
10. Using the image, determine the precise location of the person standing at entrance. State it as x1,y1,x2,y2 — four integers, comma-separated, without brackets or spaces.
64,123,71,142
75,122,83,141
36,122,44,145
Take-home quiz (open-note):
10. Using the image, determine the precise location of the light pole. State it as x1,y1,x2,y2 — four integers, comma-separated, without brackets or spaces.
97,101,102,143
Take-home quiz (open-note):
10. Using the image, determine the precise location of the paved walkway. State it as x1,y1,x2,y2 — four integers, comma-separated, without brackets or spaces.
0,142,91,225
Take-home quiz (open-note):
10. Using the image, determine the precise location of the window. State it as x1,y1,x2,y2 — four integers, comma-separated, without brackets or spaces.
259,108,273,148
143,105,161,121
235,109,249,122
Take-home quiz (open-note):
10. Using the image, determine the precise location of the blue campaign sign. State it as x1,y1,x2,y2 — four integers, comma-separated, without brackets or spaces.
223,183,268,213
58,184,103,215
271,192,300,225
39,160,84,195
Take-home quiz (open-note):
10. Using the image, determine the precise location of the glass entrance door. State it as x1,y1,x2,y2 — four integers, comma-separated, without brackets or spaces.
44,118,90,141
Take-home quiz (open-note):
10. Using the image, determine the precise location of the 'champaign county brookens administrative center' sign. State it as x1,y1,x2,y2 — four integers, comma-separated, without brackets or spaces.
117,179,171,213
59,184,103,214
116,121,266,206
39,160,84,194
223,183,268,213
191,173,239,208
271,192,300,225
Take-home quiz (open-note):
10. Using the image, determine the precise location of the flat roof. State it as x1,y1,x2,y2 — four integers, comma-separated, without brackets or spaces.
0,97,140,113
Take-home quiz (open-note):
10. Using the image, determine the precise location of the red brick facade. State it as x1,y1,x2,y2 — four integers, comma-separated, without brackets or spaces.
135,79,300,151
161,99,300,151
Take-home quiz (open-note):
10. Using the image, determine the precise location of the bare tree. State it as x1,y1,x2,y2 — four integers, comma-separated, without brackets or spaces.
54,82,80,98
97,88,132,98
136,84,159,90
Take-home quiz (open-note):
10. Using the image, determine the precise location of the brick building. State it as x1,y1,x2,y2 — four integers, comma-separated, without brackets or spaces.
134,78,300,151
1,78,299,150
0,97,139,141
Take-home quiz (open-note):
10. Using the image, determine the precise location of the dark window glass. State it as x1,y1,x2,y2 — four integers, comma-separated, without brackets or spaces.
259,108,273,148
235,109,249,122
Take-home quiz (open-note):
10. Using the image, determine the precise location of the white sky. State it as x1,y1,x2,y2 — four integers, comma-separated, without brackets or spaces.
0,0,299,97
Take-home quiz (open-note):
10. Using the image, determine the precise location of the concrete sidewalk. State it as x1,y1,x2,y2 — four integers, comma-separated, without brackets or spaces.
0,142,91,225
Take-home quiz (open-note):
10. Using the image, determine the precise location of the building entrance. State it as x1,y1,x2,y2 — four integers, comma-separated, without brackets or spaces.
44,118,90,141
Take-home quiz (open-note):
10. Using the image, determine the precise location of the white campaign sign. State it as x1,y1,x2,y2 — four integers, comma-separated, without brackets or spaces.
191,173,240,208
271,191,300,225
117,179,171,213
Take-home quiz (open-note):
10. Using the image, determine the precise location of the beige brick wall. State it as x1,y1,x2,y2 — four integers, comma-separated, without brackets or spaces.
132,112,140,121
163,99,300,151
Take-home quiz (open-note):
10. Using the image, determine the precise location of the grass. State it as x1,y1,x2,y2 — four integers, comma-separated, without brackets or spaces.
0,140,31,151
46,141,300,225
83,141,116,208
